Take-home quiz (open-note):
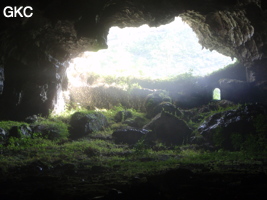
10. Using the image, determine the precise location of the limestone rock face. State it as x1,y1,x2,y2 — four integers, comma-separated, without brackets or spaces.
0,0,267,118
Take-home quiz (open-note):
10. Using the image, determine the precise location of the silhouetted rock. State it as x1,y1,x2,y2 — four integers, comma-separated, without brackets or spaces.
144,112,192,145
124,116,147,128
144,92,172,118
25,115,38,124
114,110,133,122
112,128,149,145
31,120,69,140
198,103,267,150
151,102,182,119
69,112,108,139
8,125,32,138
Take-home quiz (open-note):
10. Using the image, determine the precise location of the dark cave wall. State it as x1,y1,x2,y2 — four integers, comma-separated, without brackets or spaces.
0,0,107,119
0,0,267,119
180,3,267,82
0,67,3,95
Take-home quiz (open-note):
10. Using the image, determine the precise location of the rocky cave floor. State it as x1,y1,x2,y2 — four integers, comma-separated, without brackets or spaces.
1,101,267,200
0,157,266,200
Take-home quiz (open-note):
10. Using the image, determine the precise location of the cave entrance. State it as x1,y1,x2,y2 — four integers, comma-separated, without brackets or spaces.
68,17,236,82
213,88,221,101
55,17,235,114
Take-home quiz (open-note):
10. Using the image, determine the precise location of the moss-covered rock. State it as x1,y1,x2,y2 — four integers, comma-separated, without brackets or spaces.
9,125,32,139
124,116,148,129
114,110,133,122
198,104,267,151
69,112,108,139
0,121,31,143
144,92,172,118
151,102,182,118
32,120,69,140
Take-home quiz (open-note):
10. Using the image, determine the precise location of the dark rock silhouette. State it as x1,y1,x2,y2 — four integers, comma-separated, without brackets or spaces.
144,112,192,145
198,103,267,150
112,128,149,145
69,112,108,139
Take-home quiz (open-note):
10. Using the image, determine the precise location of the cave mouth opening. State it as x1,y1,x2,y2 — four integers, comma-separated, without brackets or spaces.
54,17,236,114
67,17,236,88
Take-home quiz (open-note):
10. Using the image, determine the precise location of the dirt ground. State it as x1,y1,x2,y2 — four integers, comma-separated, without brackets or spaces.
1,162,266,200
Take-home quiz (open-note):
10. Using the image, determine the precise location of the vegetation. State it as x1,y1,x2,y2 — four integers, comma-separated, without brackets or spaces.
1,103,266,175
230,114,267,153
32,119,70,140
0,121,28,131
186,102,241,133
0,135,265,175
0,100,266,200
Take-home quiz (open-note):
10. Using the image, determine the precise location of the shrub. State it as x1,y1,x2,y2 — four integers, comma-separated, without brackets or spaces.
133,138,149,155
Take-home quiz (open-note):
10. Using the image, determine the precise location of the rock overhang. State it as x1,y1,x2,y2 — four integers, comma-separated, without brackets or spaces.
0,0,267,119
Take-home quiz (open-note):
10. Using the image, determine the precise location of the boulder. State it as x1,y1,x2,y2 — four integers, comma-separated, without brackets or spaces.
114,110,133,122
143,112,192,145
69,112,108,139
150,102,182,119
124,116,148,128
144,92,172,118
32,123,68,140
25,115,38,124
198,103,267,150
112,128,149,145
8,125,32,138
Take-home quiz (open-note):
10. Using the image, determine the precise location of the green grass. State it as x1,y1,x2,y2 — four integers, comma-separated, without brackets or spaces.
0,121,29,131
1,134,266,177
51,104,147,125
32,119,70,140
1,102,266,186
49,104,149,139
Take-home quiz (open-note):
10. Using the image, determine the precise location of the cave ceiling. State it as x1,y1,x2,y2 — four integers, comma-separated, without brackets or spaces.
0,0,267,119
1,0,267,63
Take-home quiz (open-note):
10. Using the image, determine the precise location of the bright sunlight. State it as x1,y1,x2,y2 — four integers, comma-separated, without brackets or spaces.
67,17,236,86
55,17,237,114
